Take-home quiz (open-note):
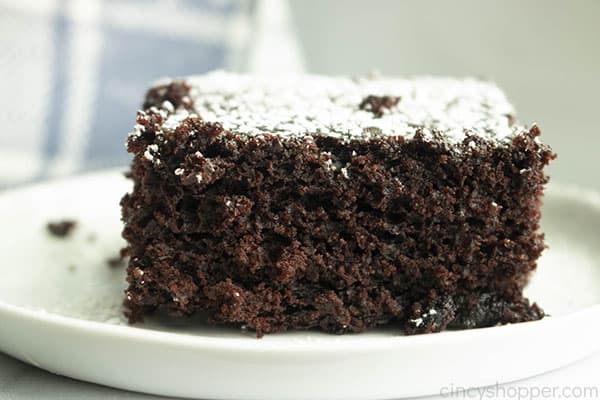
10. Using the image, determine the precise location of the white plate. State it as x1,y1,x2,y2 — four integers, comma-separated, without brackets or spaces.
0,169,599,400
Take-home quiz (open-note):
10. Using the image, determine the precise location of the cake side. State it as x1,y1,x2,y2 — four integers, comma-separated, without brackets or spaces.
121,73,554,336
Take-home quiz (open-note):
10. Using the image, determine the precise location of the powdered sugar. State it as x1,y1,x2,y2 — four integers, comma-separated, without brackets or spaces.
410,317,424,327
162,100,175,113
143,144,160,165
157,70,524,144
340,167,349,179
163,109,192,131
128,123,145,138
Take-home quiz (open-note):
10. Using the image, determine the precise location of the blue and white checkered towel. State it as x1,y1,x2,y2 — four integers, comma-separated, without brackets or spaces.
0,0,304,187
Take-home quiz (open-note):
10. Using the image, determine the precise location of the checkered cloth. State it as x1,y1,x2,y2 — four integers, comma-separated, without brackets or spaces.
0,0,303,187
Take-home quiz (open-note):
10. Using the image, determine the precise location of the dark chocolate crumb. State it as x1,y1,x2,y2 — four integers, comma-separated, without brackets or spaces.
143,81,193,110
107,256,124,268
47,220,77,238
359,95,401,117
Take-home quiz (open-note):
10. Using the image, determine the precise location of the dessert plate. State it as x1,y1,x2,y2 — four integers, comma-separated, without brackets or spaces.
0,169,598,400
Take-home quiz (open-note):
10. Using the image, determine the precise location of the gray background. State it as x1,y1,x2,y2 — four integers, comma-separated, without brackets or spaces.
290,0,600,189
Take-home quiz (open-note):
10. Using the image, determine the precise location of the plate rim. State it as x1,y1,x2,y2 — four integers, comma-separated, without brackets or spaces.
1,297,599,355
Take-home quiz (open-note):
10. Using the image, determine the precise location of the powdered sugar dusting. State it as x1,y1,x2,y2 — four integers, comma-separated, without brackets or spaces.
163,109,192,131
162,100,175,113
128,123,145,138
171,70,523,144
143,144,160,165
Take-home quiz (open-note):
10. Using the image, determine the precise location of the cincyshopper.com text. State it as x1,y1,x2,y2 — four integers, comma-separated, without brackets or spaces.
440,382,599,400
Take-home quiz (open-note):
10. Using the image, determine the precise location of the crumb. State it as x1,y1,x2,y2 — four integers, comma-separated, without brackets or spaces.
107,256,124,268
359,94,401,117
68,265,76,272
47,220,77,238
86,233,97,243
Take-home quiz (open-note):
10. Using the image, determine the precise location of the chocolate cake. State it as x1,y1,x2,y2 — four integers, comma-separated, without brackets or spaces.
120,71,554,336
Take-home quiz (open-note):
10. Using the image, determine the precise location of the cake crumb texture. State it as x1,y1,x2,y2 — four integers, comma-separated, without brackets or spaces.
121,74,554,336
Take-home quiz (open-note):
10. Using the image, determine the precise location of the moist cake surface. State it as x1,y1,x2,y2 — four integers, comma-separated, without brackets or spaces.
121,71,554,336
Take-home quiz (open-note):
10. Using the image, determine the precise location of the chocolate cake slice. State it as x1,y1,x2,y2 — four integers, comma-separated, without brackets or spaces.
121,71,554,336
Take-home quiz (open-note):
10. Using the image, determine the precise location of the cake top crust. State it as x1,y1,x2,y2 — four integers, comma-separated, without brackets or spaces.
142,70,525,144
